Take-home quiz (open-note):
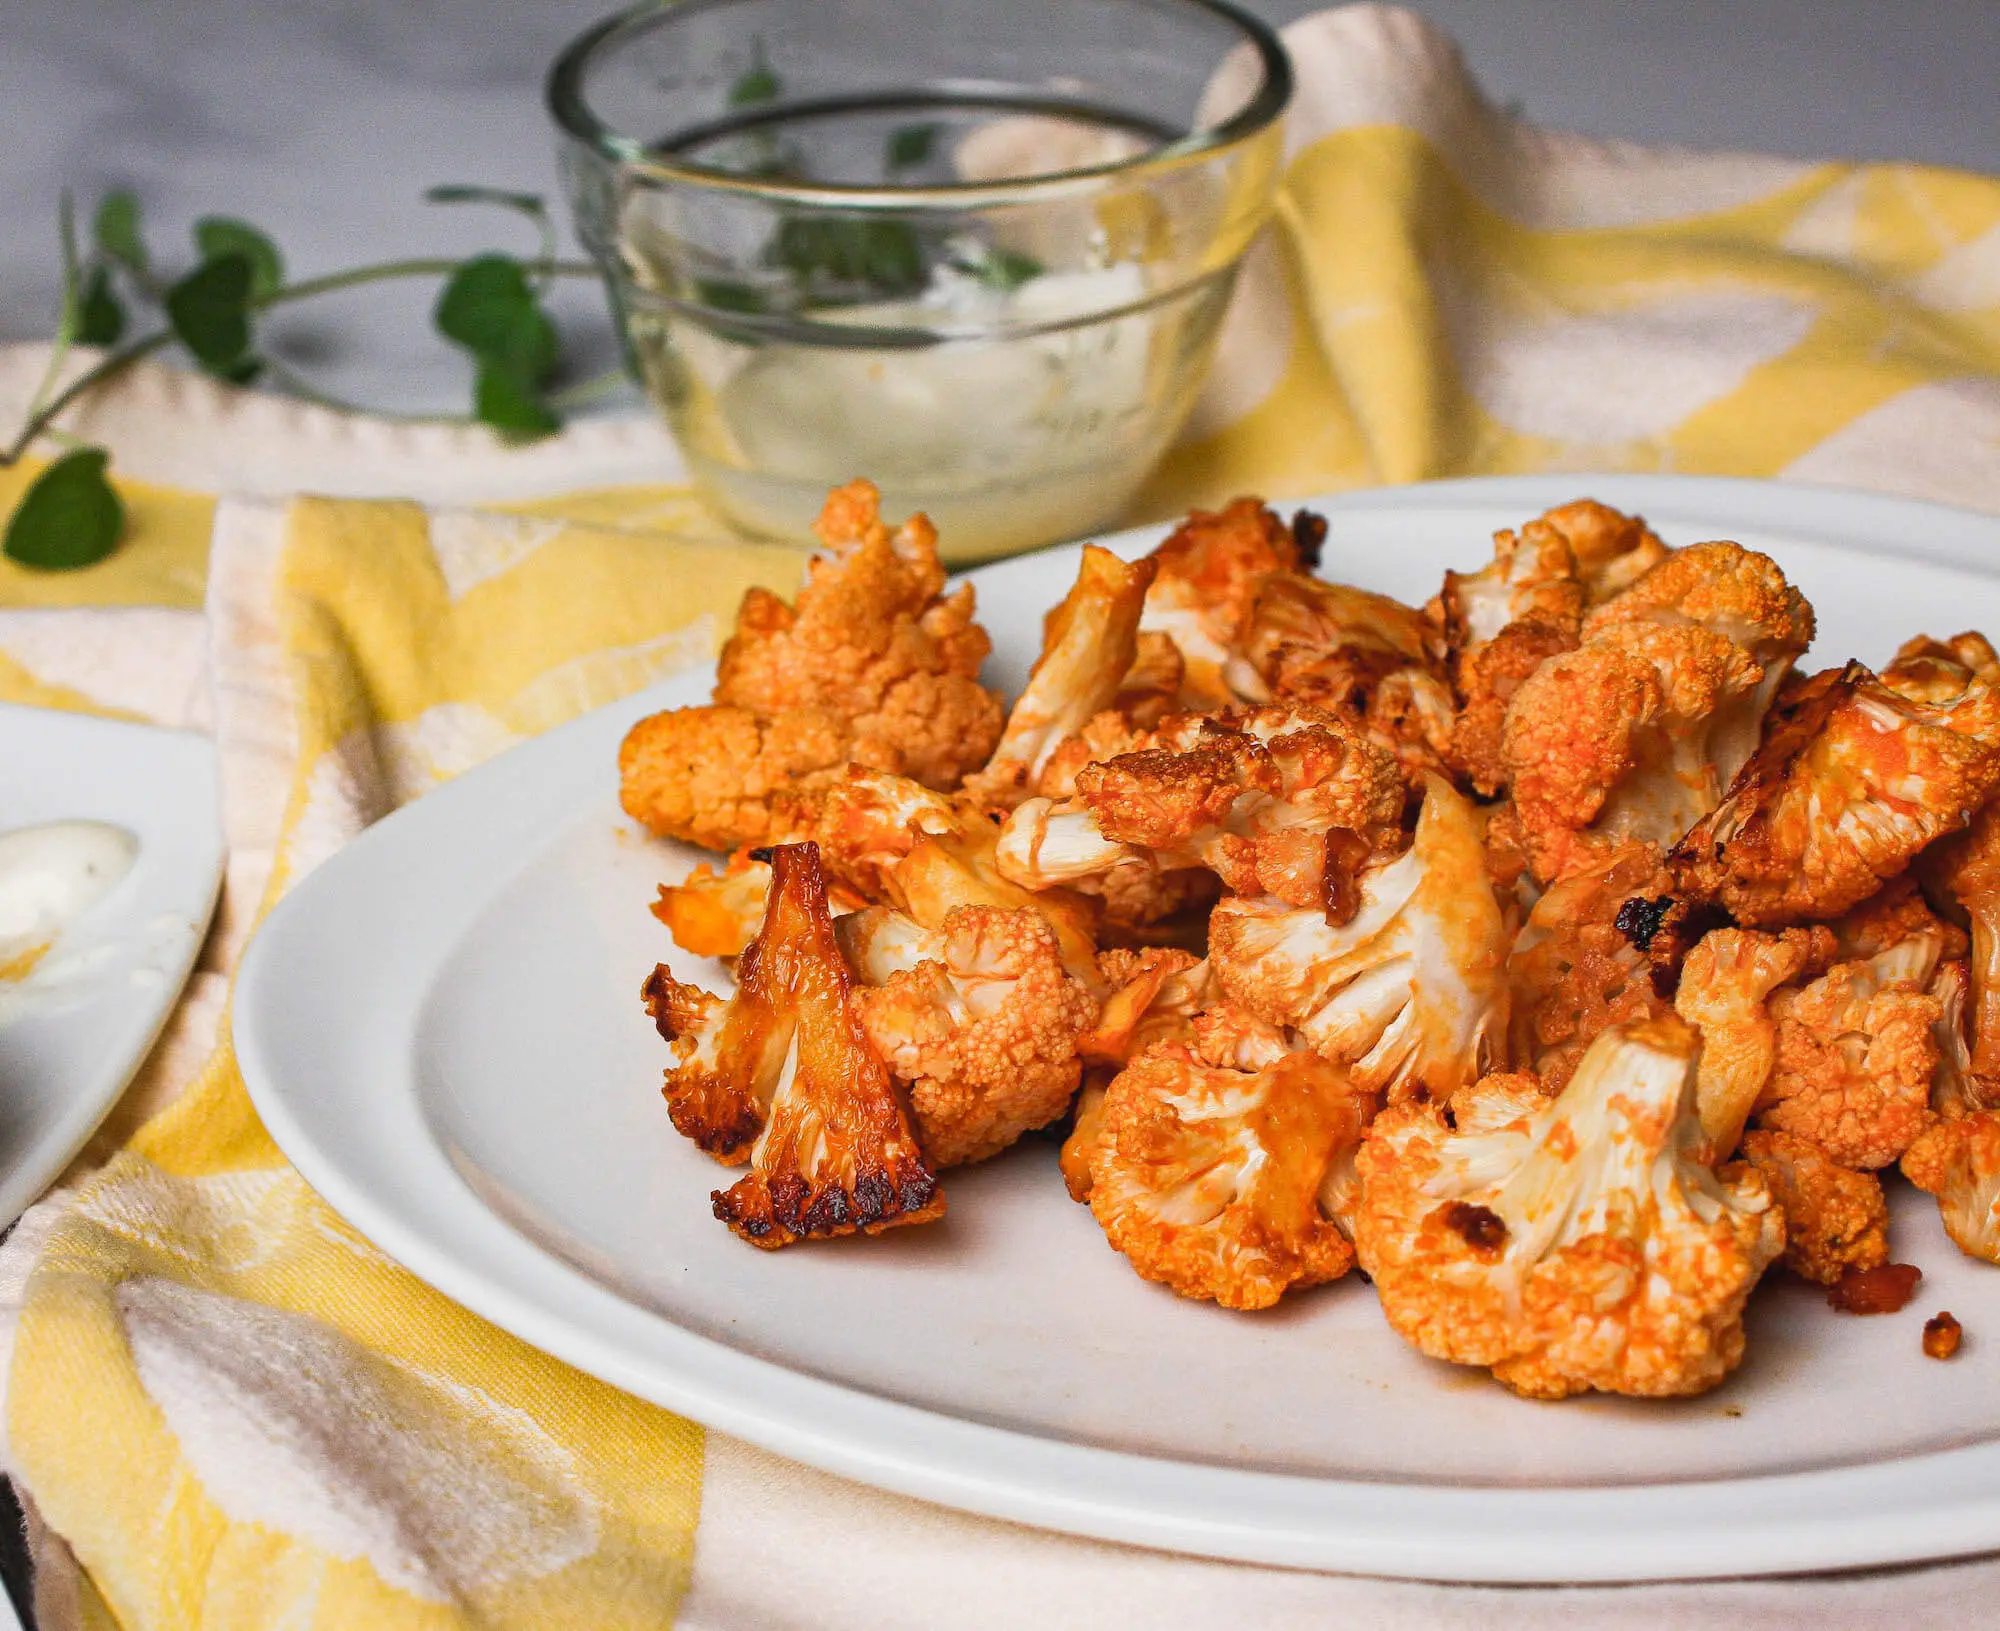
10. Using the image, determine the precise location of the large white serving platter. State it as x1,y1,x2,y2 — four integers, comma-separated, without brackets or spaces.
236,476,2000,1583
0,706,223,1227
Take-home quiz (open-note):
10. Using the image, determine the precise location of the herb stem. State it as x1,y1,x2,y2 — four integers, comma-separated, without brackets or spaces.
0,329,172,467
265,257,598,307
545,365,635,413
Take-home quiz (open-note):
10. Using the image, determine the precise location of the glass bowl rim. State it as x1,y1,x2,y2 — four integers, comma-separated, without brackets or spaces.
546,0,1293,208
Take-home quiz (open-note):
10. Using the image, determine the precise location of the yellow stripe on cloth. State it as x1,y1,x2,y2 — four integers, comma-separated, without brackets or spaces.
8,496,805,1629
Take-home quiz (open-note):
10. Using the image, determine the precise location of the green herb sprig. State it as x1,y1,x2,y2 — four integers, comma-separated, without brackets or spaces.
2,186,611,571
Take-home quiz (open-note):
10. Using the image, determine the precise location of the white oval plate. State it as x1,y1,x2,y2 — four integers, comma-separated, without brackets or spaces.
236,476,2000,1583
0,705,223,1226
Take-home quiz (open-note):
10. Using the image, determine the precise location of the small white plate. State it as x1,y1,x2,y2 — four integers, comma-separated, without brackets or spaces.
237,476,2000,1583
0,706,222,1225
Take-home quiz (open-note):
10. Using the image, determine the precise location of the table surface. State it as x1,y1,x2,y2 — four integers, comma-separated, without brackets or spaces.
1,0,1997,1620
5,0,1996,422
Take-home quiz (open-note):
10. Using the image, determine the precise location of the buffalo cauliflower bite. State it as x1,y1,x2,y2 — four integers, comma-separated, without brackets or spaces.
654,848,781,961
839,904,1098,1167
1881,631,2000,705
1754,942,1944,1170
1671,661,2000,925
1230,573,1456,779
1929,799,2000,1083
964,546,1157,808
1528,499,1670,604
996,707,1405,917
1736,1129,1889,1286
1675,926,1834,1160
619,703,853,853
1208,776,1510,1102
1138,497,1306,712
1502,543,1813,884
1902,960,2000,1265
643,842,944,1246
1447,619,1580,798
711,479,1004,790
1085,1038,1371,1309
1352,1018,1784,1399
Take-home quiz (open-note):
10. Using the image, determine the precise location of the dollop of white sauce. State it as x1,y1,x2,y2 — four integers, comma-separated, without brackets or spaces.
0,820,138,972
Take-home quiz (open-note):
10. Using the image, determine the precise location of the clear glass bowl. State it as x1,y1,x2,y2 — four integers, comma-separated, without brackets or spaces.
549,0,1290,562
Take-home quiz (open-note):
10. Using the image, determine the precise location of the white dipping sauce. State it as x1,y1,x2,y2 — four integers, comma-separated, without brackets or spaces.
0,821,138,972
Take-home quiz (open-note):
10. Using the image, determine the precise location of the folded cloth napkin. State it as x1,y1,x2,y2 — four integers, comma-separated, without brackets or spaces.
4,5,2000,1627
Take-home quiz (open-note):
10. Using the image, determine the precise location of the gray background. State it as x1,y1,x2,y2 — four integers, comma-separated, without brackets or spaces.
5,0,1997,419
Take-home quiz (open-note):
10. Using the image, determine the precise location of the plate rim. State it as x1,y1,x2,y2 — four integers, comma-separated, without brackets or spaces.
235,474,2000,1583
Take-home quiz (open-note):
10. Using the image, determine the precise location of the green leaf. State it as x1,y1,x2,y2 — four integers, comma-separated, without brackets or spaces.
193,216,285,300
886,123,939,170
472,360,560,439
424,184,548,224
434,255,557,380
76,264,125,346
966,246,1042,292
3,449,124,571
165,252,256,376
93,190,148,275
729,40,780,106
772,217,926,295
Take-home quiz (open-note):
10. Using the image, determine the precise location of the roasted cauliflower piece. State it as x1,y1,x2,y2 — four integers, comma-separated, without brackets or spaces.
1675,926,1834,1160
1929,799,2000,1084
654,848,780,961
1736,1128,1889,1286
1529,499,1670,604
643,842,944,1246
1231,572,1455,779
1754,943,1944,1170
1138,497,1309,712
712,479,1004,790
1505,843,1706,1092
964,546,1157,808
1901,958,2000,1264
1671,661,2000,925
996,706,1405,918
1880,631,2000,705
839,903,1098,1167
1085,1038,1371,1309
1353,1019,1784,1399
1502,542,1813,883
619,703,852,853
1208,775,1510,1101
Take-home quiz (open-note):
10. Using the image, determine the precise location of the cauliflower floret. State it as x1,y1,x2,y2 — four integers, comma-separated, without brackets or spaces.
1502,541,1812,884
1901,958,2000,1264
1903,1111,2000,1265
1929,799,2000,1085
1737,1128,1889,1286
1061,950,1213,1201
1671,661,2000,924
1882,631,2000,705
618,703,853,853
1436,514,1586,658
1208,775,1510,1101
1085,1038,1372,1309
996,706,1405,916
1231,572,1455,779
1675,926,1834,1159
1754,944,1943,1170
1504,842,1688,1090
1530,499,1671,604
712,479,1004,789
1352,1018,1784,1399
1138,497,1308,712
1447,618,1580,798
643,842,944,1246
653,848,780,961
839,904,1098,1167
964,546,1157,808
